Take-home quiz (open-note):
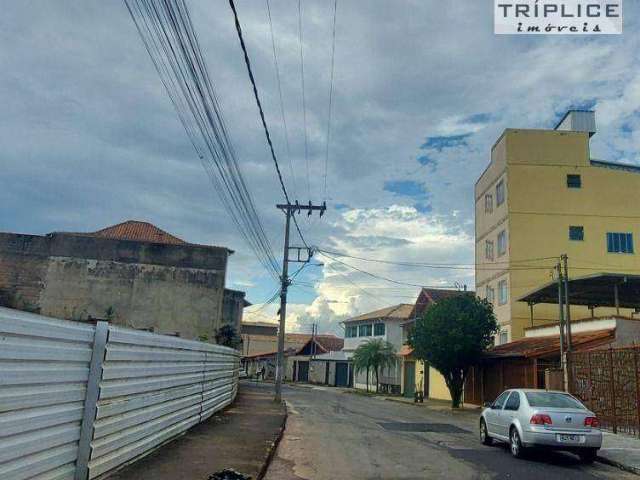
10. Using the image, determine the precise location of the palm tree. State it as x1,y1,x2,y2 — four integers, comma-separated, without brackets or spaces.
352,338,397,393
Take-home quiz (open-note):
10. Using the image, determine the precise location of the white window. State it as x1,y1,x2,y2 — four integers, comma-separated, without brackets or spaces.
496,179,505,206
486,285,495,304
484,194,493,214
498,279,508,305
485,240,494,261
499,330,509,345
497,230,507,257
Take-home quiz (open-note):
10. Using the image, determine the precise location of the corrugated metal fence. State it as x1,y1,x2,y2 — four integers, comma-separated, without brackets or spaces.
568,345,640,436
0,307,239,480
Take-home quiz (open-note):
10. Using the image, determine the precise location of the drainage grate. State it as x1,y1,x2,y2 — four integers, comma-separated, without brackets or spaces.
378,422,469,434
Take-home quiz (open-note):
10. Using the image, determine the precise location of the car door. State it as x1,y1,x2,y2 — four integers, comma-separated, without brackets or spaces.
499,391,521,438
486,391,510,437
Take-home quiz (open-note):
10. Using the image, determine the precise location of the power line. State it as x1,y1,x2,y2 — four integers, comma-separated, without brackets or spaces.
298,0,310,198
318,250,462,289
324,0,337,201
265,0,297,199
229,0,291,206
125,0,280,281
315,247,558,271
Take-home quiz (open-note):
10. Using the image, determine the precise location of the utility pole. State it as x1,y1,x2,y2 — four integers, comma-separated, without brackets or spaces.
274,201,326,403
562,254,572,352
556,262,567,390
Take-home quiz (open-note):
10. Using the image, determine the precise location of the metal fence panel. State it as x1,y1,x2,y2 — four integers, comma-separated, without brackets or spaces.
0,307,95,480
0,309,239,480
87,326,239,479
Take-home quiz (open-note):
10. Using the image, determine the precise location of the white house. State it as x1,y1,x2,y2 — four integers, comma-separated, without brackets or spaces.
342,304,413,393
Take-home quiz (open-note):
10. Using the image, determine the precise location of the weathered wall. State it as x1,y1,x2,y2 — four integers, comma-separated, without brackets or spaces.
222,289,246,332
0,232,229,340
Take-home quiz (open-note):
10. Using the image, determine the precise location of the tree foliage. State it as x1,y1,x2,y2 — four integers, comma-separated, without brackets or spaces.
214,324,242,349
408,295,498,408
352,338,397,393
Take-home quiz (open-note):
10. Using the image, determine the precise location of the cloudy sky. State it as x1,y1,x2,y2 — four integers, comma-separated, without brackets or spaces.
2,1,639,335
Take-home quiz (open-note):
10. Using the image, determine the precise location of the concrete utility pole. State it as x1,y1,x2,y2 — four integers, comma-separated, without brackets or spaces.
562,254,572,352
274,201,326,403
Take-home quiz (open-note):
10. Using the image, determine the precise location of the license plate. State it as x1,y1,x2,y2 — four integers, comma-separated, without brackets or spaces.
556,434,584,443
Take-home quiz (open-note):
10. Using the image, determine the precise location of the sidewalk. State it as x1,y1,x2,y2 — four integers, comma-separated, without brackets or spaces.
110,381,286,480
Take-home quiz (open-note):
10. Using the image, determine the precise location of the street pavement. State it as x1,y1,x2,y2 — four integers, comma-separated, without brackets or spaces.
264,383,636,480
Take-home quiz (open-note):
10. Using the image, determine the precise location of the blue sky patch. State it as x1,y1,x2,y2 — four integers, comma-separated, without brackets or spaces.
384,180,427,197
414,202,432,214
420,133,472,151
463,112,492,124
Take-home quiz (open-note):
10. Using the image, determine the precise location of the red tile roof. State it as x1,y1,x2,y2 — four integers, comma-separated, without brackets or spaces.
412,288,473,319
89,220,186,245
487,329,615,359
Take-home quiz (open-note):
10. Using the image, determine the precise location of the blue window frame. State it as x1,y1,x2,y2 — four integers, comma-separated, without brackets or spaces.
607,232,634,254
345,325,358,338
374,323,385,336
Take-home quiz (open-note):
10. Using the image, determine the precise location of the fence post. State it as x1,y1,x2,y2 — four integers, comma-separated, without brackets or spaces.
608,346,617,434
75,321,109,480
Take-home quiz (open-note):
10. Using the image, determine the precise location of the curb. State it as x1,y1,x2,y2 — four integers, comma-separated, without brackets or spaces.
257,400,288,480
595,454,640,476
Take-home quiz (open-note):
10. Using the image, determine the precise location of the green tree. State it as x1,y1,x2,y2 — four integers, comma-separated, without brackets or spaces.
352,338,397,393
408,295,498,408
214,324,242,349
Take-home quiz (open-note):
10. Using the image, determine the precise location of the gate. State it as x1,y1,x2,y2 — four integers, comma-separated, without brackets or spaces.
568,346,640,436
335,362,349,387
297,361,309,382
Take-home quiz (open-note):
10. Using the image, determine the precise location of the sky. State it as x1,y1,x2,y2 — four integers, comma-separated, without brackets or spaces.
2,1,640,336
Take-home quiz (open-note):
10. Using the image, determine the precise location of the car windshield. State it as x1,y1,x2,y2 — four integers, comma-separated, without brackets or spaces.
525,392,585,409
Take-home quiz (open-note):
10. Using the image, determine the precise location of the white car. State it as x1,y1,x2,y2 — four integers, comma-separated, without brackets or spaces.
479,389,602,463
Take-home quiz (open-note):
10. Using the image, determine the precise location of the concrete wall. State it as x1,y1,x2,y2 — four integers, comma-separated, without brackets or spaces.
0,232,230,340
221,289,246,332
429,367,451,401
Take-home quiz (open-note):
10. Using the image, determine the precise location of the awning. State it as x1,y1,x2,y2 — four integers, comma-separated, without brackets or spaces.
518,273,640,309
484,329,615,359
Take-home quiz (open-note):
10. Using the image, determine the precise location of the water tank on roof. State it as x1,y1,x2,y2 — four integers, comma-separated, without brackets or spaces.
554,110,596,137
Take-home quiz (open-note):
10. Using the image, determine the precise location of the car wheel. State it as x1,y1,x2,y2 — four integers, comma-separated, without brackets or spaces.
480,419,493,446
578,448,598,464
510,427,524,458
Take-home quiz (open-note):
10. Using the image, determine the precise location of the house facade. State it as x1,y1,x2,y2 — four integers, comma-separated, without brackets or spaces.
400,288,473,401
343,304,413,393
475,110,637,343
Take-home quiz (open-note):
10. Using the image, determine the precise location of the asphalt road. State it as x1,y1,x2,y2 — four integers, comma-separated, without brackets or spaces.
263,383,635,480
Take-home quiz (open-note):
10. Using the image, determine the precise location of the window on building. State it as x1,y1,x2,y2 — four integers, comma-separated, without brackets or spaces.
567,174,582,189
497,230,507,256
499,330,509,345
374,323,385,336
345,325,358,338
486,285,495,304
498,279,508,305
358,324,372,337
496,179,505,206
569,226,584,241
607,232,634,254
485,240,494,261
484,194,493,214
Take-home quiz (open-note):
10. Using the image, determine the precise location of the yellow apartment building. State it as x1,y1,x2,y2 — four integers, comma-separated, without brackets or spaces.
476,110,638,342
